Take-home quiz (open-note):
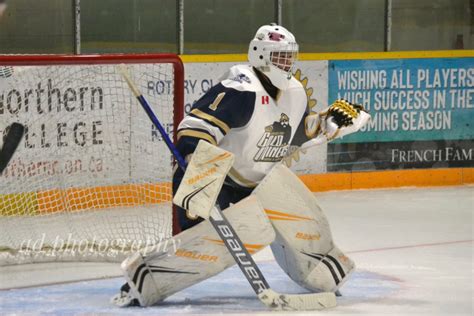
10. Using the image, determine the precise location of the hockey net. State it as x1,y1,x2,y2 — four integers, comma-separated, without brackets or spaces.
0,54,184,265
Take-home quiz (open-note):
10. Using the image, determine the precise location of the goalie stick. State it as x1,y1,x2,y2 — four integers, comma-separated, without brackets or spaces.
118,64,336,311
0,122,24,174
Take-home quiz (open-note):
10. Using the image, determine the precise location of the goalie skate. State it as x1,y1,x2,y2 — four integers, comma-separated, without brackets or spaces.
111,283,140,307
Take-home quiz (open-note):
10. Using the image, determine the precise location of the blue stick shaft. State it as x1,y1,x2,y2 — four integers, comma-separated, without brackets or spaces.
135,95,188,170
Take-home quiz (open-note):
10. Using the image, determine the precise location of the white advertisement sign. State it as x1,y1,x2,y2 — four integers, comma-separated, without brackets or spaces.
0,64,174,193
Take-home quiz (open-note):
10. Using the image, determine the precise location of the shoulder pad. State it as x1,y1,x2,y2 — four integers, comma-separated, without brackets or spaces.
221,65,263,92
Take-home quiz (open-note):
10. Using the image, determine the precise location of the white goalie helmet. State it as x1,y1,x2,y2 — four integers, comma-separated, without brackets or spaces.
248,23,299,90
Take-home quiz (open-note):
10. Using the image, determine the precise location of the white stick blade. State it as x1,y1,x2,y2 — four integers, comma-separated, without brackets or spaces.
258,289,337,311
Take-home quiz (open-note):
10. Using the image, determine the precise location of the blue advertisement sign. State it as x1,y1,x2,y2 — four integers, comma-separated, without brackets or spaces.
328,58,474,143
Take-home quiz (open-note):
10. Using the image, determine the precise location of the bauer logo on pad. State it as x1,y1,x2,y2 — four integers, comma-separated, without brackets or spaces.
173,140,235,219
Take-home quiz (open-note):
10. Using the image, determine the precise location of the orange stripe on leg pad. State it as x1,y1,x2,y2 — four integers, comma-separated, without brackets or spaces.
264,209,314,221
202,237,265,253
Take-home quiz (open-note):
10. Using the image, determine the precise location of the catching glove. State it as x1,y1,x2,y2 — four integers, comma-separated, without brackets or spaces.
301,99,371,149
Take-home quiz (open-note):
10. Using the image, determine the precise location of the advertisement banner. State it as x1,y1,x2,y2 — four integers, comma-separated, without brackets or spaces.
328,57,474,170
327,140,473,171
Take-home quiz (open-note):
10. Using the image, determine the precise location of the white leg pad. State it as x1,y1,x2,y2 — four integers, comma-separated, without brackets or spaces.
301,245,355,292
117,195,275,306
253,164,355,292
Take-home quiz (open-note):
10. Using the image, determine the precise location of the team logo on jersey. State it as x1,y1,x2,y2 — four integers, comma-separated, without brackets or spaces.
261,95,269,105
254,113,292,162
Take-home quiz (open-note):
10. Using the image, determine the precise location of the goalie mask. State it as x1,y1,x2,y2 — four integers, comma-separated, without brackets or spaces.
248,23,298,90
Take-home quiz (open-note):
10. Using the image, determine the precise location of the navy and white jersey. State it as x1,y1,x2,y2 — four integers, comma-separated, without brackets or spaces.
176,64,308,188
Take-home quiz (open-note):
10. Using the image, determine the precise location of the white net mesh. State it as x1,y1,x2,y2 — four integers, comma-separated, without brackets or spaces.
0,56,181,265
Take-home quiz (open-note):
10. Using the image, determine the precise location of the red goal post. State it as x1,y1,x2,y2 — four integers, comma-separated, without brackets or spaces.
0,53,184,265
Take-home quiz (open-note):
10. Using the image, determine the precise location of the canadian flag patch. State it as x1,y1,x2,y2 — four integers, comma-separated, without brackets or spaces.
261,95,269,105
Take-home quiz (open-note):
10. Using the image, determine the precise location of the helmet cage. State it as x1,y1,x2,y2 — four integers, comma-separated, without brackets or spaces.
269,43,298,76
248,25,299,90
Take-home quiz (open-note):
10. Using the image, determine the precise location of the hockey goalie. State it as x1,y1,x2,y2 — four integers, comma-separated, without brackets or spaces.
112,23,371,309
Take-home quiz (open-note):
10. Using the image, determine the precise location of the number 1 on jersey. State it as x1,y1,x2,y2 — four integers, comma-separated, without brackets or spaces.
209,92,226,111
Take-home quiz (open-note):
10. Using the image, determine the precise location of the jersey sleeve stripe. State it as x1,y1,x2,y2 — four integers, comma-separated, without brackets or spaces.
178,116,225,143
190,109,230,134
177,128,217,146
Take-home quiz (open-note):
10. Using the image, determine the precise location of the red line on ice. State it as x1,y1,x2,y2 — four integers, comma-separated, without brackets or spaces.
348,239,473,254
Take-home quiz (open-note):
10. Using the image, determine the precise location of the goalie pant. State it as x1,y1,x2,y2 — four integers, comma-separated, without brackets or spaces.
115,165,354,306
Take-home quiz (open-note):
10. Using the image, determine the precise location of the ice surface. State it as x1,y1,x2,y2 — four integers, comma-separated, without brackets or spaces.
0,185,472,315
